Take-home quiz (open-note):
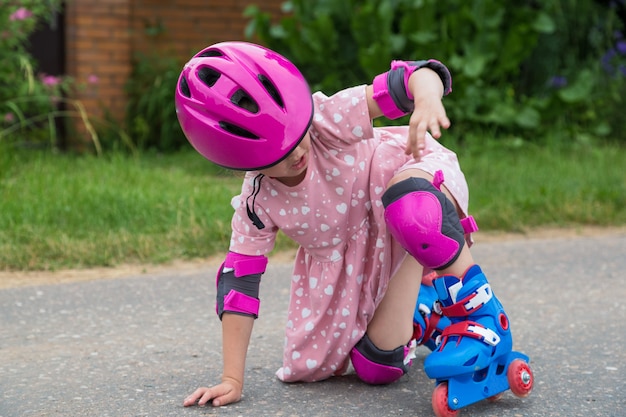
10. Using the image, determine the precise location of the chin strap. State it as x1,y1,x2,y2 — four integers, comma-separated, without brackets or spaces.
246,173,265,230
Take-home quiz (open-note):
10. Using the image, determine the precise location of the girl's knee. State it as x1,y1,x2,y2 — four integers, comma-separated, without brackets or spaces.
350,334,416,385
382,176,465,270
387,168,432,189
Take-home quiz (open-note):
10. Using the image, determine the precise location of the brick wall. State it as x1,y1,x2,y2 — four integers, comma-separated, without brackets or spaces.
64,0,131,138
64,0,282,140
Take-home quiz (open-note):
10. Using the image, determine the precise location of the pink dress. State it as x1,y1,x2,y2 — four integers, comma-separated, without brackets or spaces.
228,85,469,382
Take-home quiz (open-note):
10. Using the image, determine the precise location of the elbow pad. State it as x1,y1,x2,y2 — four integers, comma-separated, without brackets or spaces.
215,252,268,319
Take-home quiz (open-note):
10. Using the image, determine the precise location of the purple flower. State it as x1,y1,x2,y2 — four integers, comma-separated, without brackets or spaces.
549,76,567,88
601,49,617,74
9,7,33,21
3,113,15,123
616,40,626,55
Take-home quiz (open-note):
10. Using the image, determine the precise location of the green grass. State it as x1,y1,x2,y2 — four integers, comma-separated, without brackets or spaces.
0,150,242,270
1,140,625,271
459,140,626,230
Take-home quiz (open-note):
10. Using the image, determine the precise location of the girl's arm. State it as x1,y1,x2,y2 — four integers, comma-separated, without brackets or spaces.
366,63,451,160
184,252,267,407
184,313,254,407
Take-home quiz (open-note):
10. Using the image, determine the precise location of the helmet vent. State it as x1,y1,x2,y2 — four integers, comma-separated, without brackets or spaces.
179,76,191,98
198,67,221,87
258,74,284,108
219,121,259,140
231,89,259,113
197,49,223,58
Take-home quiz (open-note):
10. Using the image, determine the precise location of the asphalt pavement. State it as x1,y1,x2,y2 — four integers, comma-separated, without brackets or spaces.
1,232,625,417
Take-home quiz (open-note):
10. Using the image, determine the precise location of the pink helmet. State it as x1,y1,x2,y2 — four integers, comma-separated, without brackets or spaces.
175,41,313,170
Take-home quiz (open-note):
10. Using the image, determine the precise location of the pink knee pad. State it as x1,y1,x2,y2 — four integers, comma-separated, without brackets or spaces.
350,334,415,385
382,177,465,270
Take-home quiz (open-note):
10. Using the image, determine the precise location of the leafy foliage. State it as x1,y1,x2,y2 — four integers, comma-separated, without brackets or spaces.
0,1,67,146
0,1,123,153
124,53,188,152
245,0,626,143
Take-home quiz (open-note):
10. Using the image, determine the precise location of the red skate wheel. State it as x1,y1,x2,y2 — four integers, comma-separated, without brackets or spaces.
507,359,533,397
432,382,459,417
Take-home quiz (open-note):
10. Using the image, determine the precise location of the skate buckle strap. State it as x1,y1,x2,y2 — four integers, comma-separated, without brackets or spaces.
416,303,444,346
442,321,501,346
441,283,493,317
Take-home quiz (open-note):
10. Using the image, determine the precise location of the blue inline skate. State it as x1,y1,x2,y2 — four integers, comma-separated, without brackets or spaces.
413,271,450,351
423,265,533,417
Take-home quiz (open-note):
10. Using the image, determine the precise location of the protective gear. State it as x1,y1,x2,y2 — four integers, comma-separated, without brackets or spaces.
372,60,452,119
424,265,513,379
350,334,416,385
215,252,268,319
423,265,532,415
413,271,450,351
382,176,466,270
175,41,313,170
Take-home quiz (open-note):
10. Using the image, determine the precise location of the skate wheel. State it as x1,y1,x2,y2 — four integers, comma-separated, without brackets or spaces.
507,359,533,397
432,382,459,417
487,392,504,402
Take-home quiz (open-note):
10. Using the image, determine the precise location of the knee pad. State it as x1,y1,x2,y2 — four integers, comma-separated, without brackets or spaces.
350,334,416,385
382,177,465,270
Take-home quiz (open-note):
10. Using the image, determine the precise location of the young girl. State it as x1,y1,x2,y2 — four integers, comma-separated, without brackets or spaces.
175,41,531,413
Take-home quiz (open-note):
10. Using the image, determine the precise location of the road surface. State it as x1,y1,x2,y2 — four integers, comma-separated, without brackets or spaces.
1,232,625,416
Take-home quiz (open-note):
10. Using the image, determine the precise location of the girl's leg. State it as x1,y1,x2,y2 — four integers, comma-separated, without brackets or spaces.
366,253,422,350
366,167,469,348
350,169,467,385
349,252,423,385
381,169,519,388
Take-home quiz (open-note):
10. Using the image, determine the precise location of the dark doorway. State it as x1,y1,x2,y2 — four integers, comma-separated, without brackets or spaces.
28,10,65,76
27,9,67,148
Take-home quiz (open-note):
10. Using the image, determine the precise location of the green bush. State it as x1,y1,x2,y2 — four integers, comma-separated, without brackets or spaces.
0,1,119,153
245,0,626,144
125,53,188,152
0,1,67,147
520,1,626,144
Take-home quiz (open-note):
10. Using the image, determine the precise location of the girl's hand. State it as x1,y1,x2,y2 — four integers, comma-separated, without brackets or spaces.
405,69,451,160
183,378,243,407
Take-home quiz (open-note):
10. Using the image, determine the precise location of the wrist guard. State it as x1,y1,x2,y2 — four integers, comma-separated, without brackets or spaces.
373,60,452,119
215,252,268,319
